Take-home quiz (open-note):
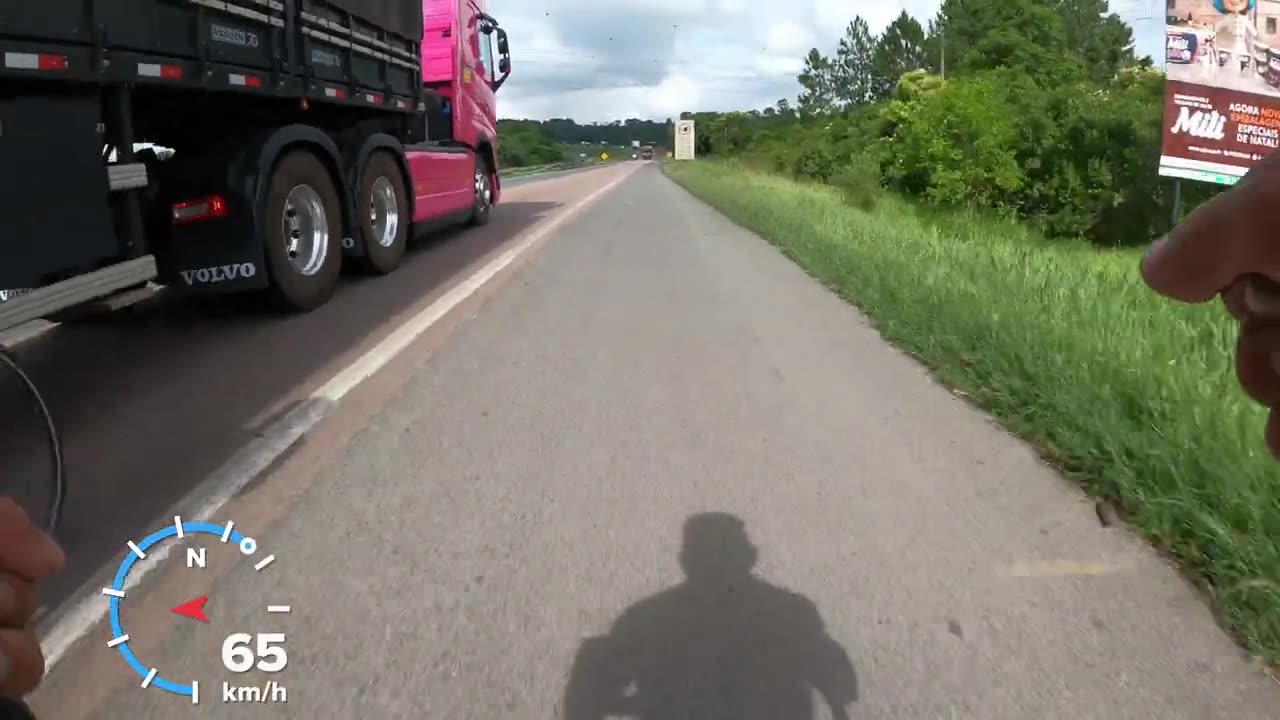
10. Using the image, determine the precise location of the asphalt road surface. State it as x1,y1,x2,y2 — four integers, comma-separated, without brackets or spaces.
0,164,615,608
28,162,1280,718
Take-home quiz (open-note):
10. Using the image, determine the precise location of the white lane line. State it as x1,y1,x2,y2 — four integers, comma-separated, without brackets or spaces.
39,164,636,672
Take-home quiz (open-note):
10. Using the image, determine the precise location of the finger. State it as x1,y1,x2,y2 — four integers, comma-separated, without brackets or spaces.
0,574,36,629
1142,172,1280,303
1222,278,1250,321
1267,409,1280,460
1235,324,1280,407
0,628,44,699
1243,274,1280,317
0,500,64,582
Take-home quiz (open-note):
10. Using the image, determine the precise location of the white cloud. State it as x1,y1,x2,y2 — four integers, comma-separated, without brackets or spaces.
491,0,1161,122
814,0,859,31
766,20,817,56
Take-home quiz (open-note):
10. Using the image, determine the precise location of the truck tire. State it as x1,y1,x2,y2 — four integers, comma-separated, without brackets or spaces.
356,151,409,275
468,152,493,227
261,150,343,311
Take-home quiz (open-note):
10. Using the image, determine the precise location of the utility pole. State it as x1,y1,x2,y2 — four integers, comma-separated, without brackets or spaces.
940,24,946,79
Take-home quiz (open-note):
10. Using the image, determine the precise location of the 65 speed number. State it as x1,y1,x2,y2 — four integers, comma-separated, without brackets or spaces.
221,633,288,673
220,633,289,703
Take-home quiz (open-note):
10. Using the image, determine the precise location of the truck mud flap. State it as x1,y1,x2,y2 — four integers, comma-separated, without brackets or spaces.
156,195,269,296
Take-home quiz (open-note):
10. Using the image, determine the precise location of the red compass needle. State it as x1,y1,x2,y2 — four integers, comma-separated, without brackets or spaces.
170,595,210,623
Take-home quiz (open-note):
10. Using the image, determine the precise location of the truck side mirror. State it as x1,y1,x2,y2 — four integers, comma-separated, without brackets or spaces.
491,28,511,91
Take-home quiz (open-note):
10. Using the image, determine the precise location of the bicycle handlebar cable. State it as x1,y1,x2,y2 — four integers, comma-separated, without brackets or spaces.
0,346,65,532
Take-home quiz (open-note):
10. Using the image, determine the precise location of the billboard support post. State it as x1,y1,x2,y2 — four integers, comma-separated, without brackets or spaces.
1172,179,1184,227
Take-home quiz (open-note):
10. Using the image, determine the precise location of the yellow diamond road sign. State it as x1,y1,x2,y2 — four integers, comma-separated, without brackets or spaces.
600,152,609,161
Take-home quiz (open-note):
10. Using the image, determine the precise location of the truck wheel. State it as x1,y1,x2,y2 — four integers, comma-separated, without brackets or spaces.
357,152,408,275
468,153,493,226
261,150,343,311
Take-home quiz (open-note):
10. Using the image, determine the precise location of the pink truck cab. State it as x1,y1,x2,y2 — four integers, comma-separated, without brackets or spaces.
410,0,511,225
0,0,514,326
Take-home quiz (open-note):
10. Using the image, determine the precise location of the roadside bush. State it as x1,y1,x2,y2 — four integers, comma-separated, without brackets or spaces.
688,69,1226,248
792,143,842,183
881,71,1025,211
829,154,881,211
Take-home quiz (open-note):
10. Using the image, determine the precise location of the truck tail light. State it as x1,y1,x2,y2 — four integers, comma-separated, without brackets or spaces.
172,195,228,224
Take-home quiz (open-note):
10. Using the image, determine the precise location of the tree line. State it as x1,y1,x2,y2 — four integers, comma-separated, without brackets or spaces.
676,0,1224,247
497,118,673,168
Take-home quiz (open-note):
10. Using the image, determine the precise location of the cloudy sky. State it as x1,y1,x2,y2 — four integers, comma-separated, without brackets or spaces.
492,0,1169,122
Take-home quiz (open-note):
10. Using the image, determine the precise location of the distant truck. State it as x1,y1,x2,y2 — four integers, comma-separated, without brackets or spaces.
0,0,513,325
641,146,654,160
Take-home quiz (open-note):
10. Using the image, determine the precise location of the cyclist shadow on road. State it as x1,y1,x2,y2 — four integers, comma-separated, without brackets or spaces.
562,512,858,720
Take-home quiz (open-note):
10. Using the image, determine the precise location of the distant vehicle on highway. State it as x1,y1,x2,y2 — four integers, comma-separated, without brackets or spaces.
641,146,655,160
1,0,514,327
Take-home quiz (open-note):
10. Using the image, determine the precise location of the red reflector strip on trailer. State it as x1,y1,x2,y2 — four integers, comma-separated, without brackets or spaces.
365,93,382,104
4,52,69,71
396,99,411,109
172,195,229,224
138,62,183,79
324,87,346,98
229,73,262,88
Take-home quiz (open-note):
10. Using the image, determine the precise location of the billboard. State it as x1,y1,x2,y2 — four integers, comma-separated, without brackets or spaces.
1160,0,1280,185
674,120,695,160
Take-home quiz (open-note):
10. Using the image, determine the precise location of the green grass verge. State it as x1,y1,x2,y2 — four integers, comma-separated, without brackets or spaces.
663,158,1280,664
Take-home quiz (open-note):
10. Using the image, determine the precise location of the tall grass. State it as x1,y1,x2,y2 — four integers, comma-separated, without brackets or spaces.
664,159,1280,663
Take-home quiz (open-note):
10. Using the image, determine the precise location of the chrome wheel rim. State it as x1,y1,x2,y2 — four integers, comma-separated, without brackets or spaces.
281,184,329,276
474,168,491,211
369,176,399,248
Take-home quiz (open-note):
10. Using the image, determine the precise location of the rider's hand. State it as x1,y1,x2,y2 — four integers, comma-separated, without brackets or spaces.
1141,158,1280,458
0,498,64,699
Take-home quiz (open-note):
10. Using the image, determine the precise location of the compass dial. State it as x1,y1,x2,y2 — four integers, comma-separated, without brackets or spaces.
102,517,289,705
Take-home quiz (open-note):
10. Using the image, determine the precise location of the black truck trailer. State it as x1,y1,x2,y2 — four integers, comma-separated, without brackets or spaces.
0,0,440,324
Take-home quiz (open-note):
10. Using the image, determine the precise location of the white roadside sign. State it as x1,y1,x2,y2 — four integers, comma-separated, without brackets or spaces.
674,120,695,160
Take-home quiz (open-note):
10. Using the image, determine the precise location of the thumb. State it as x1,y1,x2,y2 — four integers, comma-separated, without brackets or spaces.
1142,172,1280,303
